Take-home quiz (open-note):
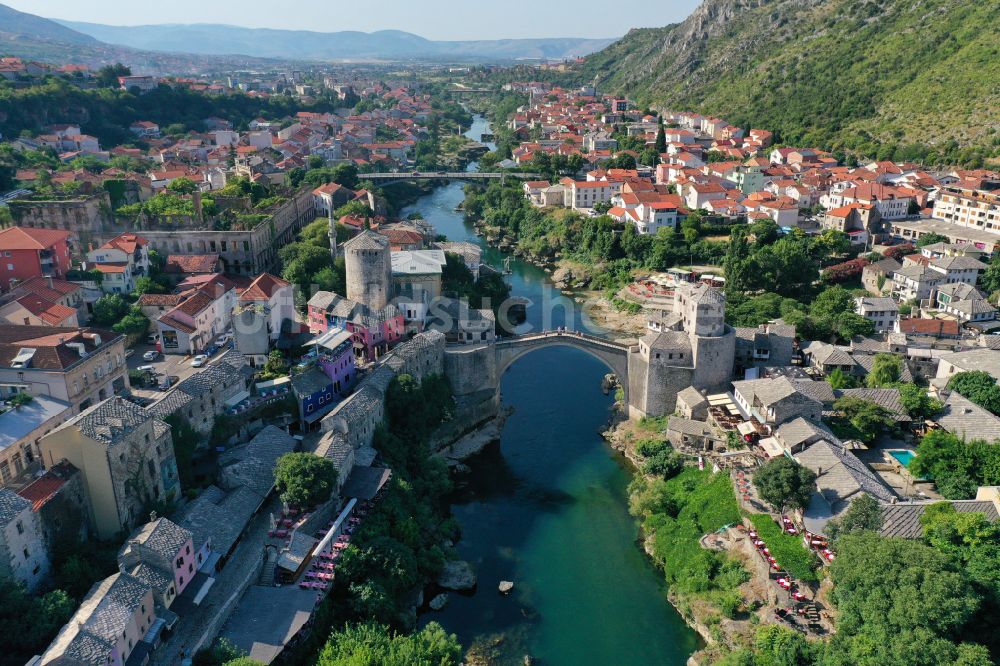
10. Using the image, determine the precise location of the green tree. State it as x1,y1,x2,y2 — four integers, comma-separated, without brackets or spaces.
133,276,165,295
167,177,198,195
0,583,75,666
91,293,130,327
825,532,984,666
261,350,288,379
752,457,817,513
654,124,667,154
827,493,884,540
317,622,461,666
867,353,903,387
95,63,131,87
273,452,338,508
723,227,754,298
112,306,149,338
948,371,1000,415
897,383,943,420
910,430,980,499
752,624,816,666
642,448,685,479
827,367,858,389
831,396,895,443
916,233,950,248
979,252,1000,295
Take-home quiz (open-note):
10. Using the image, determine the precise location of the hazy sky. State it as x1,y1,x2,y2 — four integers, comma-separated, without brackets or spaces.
12,0,703,40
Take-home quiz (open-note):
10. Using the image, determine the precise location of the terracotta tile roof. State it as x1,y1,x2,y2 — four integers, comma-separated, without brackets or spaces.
136,293,183,307
17,461,77,511
17,276,80,301
175,290,215,317
100,233,148,253
897,318,960,336
0,325,120,370
92,262,127,273
158,314,196,334
239,273,289,302
0,227,70,251
15,295,76,325
165,254,221,274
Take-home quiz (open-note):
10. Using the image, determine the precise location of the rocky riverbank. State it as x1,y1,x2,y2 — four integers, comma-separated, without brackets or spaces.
472,221,647,339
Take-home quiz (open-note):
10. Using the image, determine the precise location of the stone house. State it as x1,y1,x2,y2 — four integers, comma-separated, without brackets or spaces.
0,488,50,591
855,296,900,333
732,376,824,426
39,398,179,539
862,257,900,295
118,516,201,604
39,572,159,666
147,354,249,435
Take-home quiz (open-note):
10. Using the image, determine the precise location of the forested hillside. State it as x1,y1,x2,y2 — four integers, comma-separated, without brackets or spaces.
581,0,1000,165
0,80,339,146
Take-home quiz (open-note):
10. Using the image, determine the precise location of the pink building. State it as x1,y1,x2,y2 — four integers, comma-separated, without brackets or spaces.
307,290,404,362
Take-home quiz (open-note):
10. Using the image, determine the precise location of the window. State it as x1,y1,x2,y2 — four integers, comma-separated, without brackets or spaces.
16,520,23,535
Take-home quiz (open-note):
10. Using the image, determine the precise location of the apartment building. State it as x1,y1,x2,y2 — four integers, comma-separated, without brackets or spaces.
932,182,1000,233
0,325,128,413
0,227,72,289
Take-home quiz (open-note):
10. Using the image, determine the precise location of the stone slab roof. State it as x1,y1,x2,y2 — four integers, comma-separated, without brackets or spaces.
879,500,1000,539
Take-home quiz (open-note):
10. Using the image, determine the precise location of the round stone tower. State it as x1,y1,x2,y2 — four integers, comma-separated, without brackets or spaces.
344,230,392,311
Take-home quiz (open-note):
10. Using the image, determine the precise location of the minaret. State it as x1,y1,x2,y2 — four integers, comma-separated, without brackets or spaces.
327,205,338,261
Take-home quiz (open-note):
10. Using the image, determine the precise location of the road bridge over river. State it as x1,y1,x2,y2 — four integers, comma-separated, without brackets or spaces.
365,171,541,186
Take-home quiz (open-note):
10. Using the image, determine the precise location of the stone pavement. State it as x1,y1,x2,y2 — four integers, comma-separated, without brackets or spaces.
151,495,281,665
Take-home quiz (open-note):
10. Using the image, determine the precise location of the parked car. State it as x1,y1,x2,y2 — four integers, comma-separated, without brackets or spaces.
158,375,179,391
146,334,159,345
137,365,157,375
125,349,135,358
191,354,208,367
142,350,159,361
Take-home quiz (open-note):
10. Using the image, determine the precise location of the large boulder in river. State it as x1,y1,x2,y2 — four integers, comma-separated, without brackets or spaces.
438,560,477,590
499,580,514,594
429,593,449,610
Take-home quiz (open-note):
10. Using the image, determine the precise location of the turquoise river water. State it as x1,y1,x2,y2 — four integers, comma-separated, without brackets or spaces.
402,116,700,665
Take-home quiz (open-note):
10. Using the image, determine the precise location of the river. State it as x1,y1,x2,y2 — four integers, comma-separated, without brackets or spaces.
401,115,700,665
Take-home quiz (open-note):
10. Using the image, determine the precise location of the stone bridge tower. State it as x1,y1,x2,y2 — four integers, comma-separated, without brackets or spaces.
344,230,392,311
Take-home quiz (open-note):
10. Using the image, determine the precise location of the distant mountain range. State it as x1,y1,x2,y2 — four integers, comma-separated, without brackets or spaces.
0,3,98,45
52,20,614,62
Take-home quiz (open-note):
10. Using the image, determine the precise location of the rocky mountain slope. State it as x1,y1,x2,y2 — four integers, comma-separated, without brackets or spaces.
582,0,999,163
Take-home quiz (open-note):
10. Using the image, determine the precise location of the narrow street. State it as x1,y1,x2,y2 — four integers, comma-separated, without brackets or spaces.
151,495,281,665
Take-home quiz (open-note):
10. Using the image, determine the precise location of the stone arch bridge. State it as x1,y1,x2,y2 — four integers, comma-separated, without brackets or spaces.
445,330,635,406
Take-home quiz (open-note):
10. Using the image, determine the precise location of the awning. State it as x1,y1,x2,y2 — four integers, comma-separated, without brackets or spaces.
224,390,250,408
759,436,784,458
256,377,290,392
736,421,757,436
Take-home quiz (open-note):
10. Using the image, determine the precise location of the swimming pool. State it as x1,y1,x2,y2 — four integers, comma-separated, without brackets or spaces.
889,450,916,467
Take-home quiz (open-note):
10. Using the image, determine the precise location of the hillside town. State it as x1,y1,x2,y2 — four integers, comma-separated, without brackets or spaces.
1,21,1000,666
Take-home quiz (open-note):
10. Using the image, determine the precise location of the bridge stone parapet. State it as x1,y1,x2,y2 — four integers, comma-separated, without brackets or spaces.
445,331,637,411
